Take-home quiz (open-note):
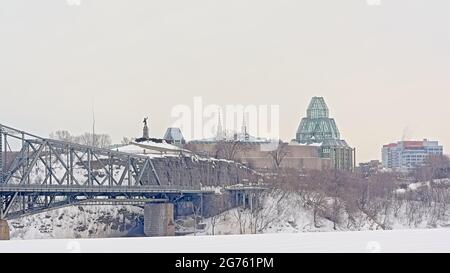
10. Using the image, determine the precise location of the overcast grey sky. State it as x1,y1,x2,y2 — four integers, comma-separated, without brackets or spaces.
1,0,450,162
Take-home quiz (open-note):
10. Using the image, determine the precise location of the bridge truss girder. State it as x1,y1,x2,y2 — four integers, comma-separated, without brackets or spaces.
0,124,171,220
0,191,197,220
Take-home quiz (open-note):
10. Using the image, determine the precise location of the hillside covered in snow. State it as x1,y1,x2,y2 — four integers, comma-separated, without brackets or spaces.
8,185,450,240
199,190,450,236
8,205,144,240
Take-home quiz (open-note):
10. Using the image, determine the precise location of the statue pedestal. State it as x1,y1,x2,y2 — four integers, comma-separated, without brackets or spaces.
0,219,10,240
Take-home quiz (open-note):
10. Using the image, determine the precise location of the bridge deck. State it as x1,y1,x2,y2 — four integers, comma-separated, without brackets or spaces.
0,185,213,195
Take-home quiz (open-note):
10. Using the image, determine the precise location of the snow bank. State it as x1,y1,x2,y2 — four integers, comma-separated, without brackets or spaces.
1,229,450,253
8,205,143,240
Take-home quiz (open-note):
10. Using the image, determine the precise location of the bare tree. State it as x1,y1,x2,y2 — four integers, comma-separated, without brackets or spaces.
248,190,288,234
49,130,72,142
214,141,249,161
268,141,290,170
328,170,345,230
291,169,330,228
301,191,327,228
96,134,112,148
121,137,134,145
74,133,112,148
191,203,202,236
210,213,220,236
209,196,228,235
50,130,112,148
232,208,247,234
414,155,450,183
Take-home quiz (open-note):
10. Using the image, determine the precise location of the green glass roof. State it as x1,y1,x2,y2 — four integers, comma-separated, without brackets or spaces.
296,97,341,144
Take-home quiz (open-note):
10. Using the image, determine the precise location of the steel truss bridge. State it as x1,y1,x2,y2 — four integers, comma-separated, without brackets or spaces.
0,124,230,220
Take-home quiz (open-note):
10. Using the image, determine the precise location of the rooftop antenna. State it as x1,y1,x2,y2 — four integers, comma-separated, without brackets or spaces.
92,100,95,147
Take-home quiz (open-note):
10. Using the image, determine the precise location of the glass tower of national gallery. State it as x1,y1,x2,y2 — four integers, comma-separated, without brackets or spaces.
295,97,356,171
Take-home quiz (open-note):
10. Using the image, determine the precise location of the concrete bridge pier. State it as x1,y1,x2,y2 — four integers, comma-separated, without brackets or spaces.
143,202,175,237
234,191,250,209
0,219,10,240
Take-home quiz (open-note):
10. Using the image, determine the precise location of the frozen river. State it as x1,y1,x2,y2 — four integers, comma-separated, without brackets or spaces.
1,228,449,253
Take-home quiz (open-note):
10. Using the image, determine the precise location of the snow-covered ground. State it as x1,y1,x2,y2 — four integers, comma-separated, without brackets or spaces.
7,188,450,240
8,205,143,240
1,229,450,253
198,190,450,236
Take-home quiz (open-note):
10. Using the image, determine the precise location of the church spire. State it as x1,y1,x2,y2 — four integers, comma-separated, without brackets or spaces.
216,109,225,140
241,113,250,141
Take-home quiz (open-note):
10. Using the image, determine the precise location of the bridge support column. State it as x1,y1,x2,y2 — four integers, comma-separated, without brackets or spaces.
144,202,175,237
0,219,10,240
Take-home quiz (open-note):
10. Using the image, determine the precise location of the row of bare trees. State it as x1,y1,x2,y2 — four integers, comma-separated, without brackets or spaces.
185,140,251,162
230,190,288,235
257,154,450,231
49,130,112,148
196,150,449,234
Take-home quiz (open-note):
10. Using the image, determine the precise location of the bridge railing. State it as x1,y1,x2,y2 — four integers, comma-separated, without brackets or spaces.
0,184,203,193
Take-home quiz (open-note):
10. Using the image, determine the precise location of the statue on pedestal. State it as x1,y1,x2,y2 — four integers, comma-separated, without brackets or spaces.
143,117,150,139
